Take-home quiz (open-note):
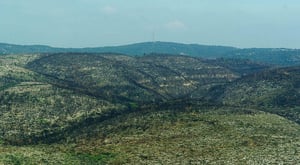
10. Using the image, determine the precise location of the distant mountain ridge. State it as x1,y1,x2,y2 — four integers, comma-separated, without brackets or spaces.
0,42,236,57
1,41,300,66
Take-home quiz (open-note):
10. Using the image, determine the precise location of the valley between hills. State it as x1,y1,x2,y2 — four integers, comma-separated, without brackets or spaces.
0,50,299,164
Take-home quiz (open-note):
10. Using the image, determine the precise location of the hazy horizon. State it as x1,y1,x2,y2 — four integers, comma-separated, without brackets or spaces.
1,0,300,49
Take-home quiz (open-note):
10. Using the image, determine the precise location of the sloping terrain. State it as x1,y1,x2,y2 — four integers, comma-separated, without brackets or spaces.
2,41,300,66
225,48,300,66
0,54,126,145
0,53,299,164
207,66,300,124
0,106,299,164
26,53,239,102
64,107,300,164
1,53,241,145
0,43,65,55
0,42,237,57
204,58,271,76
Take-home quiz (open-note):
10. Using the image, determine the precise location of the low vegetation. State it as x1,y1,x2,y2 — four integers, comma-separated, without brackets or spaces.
0,107,299,164
0,53,299,164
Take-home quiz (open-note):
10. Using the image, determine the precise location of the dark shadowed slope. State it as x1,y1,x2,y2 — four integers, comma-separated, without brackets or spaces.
26,53,239,103
203,58,271,76
206,66,300,123
1,53,240,145
0,53,299,164
1,52,271,145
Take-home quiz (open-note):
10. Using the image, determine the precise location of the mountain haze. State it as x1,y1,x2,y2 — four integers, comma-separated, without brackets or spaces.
1,42,300,66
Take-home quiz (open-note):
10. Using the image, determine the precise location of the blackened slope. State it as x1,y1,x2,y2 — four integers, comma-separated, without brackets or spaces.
219,67,300,107
207,66,300,123
137,54,239,98
26,53,167,103
0,54,125,145
26,53,240,103
204,58,272,76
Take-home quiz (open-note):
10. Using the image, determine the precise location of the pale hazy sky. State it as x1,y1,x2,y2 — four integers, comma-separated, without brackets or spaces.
0,0,300,48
